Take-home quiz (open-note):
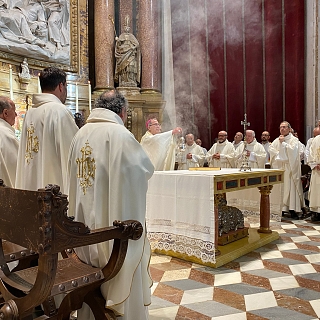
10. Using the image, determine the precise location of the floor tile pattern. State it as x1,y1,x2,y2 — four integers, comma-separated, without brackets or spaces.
149,217,320,320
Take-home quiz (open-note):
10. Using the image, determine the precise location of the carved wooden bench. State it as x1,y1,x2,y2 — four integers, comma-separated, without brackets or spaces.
0,181,143,320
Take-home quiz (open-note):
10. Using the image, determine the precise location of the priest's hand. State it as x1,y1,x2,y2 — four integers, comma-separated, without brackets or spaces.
213,152,220,160
172,127,182,135
186,153,192,159
279,135,285,143
315,164,320,171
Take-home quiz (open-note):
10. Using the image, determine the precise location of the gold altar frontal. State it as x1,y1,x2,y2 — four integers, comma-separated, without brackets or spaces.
152,228,279,268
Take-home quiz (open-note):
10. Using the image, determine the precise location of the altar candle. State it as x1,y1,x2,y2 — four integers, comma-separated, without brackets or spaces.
75,82,79,113
88,81,92,112
38,73,41,93
9,65,13,100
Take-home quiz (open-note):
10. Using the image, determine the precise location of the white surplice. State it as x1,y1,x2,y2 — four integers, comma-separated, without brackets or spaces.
15,93,78,193
67,108,154,320
235,138,266,168
0,118,19,187
206,140,235,168
307,135,320,212
140,130,176,170
176,142,205,170
269,133,304,212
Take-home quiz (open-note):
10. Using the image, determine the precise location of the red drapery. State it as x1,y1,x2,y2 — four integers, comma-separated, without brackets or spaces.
171,0,305,148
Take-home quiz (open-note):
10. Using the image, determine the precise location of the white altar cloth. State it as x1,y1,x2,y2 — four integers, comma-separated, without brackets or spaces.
146,170,217,263
146,169,283,264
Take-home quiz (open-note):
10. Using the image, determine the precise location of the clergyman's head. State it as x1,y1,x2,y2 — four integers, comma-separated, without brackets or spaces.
40,67,67,103
234,132,243,143
186,133,195,146
0,96,16,126
245,130,255,144
146,118,161,135
279,121,291,136
94,90,128,123
217,131,227,143
261,131,270,142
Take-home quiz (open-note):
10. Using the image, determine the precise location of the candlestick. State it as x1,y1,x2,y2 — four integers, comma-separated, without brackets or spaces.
88,81,92,112
38,73,41,93
75,82,79,113
9,65,13,100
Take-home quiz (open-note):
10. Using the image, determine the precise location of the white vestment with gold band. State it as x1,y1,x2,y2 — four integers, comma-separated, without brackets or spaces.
67,108,154,320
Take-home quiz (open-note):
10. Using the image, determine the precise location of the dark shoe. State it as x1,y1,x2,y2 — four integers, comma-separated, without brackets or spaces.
301,207,311,219
289,210,299,220
311,212,320,222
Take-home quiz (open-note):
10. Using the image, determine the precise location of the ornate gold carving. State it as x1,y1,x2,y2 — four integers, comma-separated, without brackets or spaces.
25,124,39,164
76,141,96,195
258,185,273,195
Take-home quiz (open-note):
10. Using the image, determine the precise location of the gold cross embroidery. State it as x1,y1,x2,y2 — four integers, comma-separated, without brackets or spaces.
76,141,96,195
25,124,39,164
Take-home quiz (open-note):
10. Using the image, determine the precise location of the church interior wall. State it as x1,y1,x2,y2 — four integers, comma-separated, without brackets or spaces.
170,0,305,149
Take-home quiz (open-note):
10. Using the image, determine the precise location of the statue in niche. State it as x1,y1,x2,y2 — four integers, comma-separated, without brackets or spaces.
19,58,31,80
114,15,141,88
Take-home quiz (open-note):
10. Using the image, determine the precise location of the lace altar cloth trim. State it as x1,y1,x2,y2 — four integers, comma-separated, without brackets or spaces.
148,232,216,263
146,219,212,236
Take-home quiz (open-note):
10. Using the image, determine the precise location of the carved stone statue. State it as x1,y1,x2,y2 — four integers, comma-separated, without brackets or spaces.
19,58,31,80
114,15,141,88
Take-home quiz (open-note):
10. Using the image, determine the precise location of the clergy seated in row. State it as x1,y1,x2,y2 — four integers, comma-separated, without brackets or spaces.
0,96,19,187
15,67,78,194
206,131,235,168
176,133,205,170
307,132,320,221
67,90,154,320
140,116,182,170
269,121,306,219
235,130,266,169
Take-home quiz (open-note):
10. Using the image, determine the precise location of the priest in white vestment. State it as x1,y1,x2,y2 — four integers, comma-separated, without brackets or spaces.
140,117,182,170
232,132,244,150
206,131,235,168
235,130,266,168
261,131,271,164
15,67,78,193
307,134,320,220
0,97,19,187
269,121,304,218
177,133,205,169
67,90,154,320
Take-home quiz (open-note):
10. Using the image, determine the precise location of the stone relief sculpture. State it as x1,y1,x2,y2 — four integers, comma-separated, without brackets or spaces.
0,0,70,64
114,15,141,88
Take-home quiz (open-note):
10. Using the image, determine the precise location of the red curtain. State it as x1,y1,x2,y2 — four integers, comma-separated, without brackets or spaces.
171,0,305,148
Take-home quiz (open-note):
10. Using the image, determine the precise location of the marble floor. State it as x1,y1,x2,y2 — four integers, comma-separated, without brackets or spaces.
149,217,320,320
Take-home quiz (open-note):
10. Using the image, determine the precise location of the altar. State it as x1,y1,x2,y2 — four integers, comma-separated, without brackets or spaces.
146,168,284,268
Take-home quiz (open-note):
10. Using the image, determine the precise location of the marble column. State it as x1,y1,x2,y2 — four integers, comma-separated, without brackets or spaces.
138,0,161,93
258,185,273,234
119,0,133,34
94,0,115,91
